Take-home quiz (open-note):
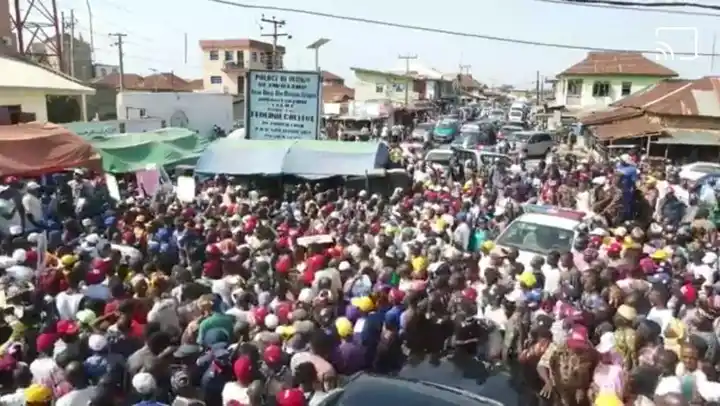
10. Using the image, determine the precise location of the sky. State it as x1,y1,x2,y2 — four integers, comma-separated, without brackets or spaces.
41,0,720,88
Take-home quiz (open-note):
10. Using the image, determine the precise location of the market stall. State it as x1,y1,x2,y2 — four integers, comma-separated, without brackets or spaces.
0,122,101,176
90,127,211,173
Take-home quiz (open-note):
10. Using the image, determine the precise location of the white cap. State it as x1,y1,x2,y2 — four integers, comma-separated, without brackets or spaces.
88,334,108,352
132,372,157,395
264,314,279,329
596,331,616,353
589,228,609,237
298,288,314,304
11,249,26,263
26,181,40,190
8,226,22,236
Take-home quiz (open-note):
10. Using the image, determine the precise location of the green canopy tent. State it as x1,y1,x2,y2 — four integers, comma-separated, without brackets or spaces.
89,128,211,173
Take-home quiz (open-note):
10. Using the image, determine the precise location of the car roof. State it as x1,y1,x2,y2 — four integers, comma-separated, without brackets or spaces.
335,373,506,406
513,131,547,135
514,213,582,230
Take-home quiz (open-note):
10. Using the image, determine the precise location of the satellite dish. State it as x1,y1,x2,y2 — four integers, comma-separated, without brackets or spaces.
170,110,189,128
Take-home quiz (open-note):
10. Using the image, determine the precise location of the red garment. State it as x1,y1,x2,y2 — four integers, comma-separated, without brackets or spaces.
302,254,325,285
203,260,223,279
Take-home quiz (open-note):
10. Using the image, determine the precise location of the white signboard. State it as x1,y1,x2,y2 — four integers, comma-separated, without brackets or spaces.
246,70,321,140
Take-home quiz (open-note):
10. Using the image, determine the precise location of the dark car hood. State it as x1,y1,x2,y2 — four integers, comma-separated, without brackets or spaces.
398,356,520,405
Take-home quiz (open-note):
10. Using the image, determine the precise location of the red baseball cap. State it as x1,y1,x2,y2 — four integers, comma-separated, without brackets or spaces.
56,320,79,336
276,389,305,406
263,344,283,365
233,356,253,384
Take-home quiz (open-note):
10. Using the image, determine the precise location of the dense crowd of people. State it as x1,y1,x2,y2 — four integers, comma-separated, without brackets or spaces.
0,127,718,406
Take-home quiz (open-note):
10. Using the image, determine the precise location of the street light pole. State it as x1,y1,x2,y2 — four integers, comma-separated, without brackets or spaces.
306,38,330,72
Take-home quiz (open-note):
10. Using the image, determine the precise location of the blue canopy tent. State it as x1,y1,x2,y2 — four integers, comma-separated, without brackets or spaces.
195,138,390,177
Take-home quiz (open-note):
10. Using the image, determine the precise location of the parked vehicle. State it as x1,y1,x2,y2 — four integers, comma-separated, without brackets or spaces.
506,131,555,157
432,119,460,143
318,369,515,406
679,162,720,182
411,122,435,142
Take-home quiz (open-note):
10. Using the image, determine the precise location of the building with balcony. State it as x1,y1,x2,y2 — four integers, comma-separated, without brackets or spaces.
554,51,678,113
351,61,456,104
199,39,285,96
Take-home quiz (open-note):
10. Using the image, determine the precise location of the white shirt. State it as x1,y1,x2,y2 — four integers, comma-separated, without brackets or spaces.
222,382,249,405
147,298,181,335
541,265,561,296
0,388,25,406
55,387,97,406
83,283,111,301
55,291,84,320
647,307,674,333
690,263,715,287
21,193,43,226
30,357,58,384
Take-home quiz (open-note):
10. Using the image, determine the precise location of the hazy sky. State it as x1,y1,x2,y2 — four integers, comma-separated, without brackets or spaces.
51,0,720,87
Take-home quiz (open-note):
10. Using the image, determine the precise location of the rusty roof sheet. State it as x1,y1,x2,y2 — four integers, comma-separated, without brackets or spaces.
138,73,189,91
589,115,664,140
92,73,144,89
322,71,343,81
559,51,678,77
322,84,354,103
187,79,204,91
613,76,720,117
579,106,642,125
198,39,284,53
458,74,483,89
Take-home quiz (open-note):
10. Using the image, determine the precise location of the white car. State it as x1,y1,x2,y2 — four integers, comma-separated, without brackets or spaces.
679,162,720,182
507,131,555,157
494,205,585,269
508,110,524,123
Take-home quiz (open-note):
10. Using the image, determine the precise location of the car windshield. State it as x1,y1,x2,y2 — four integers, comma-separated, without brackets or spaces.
436,120,457,129
452,133,477,146
495,219,574,255
690,164,720,174
425,151,452,162
491,110,504,116
504,132,530,141
508,111,523,117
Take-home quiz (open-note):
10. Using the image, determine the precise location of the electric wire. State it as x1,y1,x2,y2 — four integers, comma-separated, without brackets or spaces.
535,0,720,16
207,0,718,57
558,0,720,12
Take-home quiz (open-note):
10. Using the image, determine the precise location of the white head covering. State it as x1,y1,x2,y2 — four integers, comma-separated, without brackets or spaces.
132,372,157,395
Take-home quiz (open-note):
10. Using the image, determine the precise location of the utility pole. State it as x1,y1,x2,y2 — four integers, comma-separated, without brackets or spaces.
260,16,290,70
66,9,76,77
536,70,541,104
398,54,417,106
60,11,66,73
459,64,471,75
711,32,717,72
109,33,127,91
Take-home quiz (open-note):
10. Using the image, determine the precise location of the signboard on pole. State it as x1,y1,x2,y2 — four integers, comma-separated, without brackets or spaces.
245,70,321,140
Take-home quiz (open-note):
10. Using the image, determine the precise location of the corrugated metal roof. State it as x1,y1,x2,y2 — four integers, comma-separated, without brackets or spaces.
589,115,663,140
559,51,678,77
0,55,95,95
690,90,720,117
655,129,720,145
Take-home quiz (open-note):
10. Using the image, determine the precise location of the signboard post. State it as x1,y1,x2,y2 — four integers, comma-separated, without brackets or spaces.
245,70,322,140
